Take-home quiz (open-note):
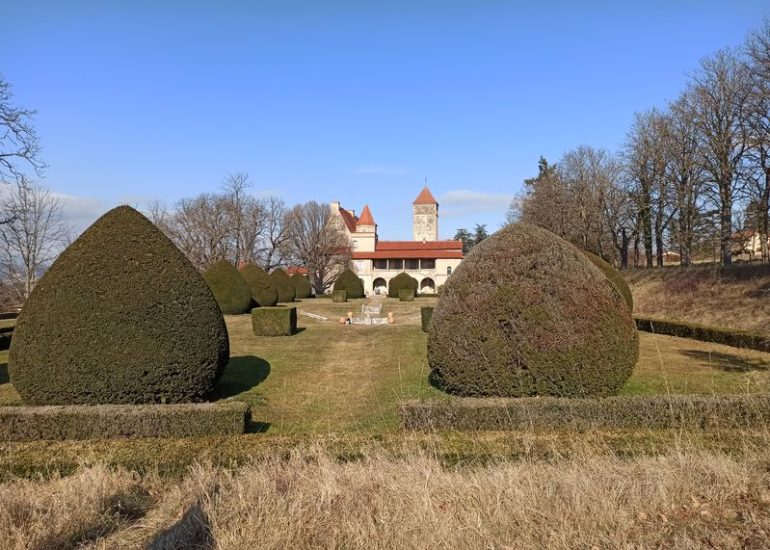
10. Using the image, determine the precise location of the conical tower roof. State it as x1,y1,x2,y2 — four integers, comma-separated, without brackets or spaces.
358,204,376,226
413,185,438,205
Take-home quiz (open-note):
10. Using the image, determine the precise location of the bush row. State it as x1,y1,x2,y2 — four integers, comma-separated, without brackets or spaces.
635,316,770,352
400,394,770,431
0,401,249,441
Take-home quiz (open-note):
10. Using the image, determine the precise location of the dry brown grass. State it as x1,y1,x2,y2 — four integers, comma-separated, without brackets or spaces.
627,265,770,332
0,445,768,549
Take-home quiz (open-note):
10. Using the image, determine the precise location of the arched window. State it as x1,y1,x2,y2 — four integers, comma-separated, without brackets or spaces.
446,266,452,276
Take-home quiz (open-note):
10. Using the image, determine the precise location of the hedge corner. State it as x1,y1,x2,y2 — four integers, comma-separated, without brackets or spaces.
252,306,298,337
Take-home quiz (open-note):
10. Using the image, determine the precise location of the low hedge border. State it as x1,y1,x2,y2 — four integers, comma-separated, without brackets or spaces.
399,288,415,302
400,394,770,431
635,316,770,352
0,401,250,441
332,290,347,303
421,306,433,333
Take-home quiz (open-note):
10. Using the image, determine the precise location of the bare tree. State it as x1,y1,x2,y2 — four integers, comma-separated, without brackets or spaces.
0,74,45,187
257,197,290,271
285,201,351,294
690,49,752,266
0,181,70,301
745,21,770,261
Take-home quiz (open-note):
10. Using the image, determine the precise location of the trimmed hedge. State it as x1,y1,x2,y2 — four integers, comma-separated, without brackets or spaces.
582,250,633,310
399,288,415,302
203,260,252,314
240,263,279,307
388,272,418,298
9,206,230,406
401,394,770,431
291,273,313,299
332,290,347,302
269,269,296,303
421,307,433,333
252,307,297,336
428,223,638,398
635,316,770,352
0,401,249,441
333,269,365,299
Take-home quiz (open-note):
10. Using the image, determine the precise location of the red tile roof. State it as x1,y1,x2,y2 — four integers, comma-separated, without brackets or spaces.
352,239,464,260
413,186,438,205
357,204,376,226
337,207,358,233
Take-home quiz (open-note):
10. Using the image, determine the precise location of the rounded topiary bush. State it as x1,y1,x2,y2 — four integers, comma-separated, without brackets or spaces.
240,263,279,307
333,269,365,299
291,273,313,299
203,260,252,314
269,269,296,303
8,205,229,405
582,250,633,310
428,223,638,398
388,272,418,298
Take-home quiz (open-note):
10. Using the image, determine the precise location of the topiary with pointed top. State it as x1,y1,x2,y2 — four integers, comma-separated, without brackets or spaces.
240,263,279,307
291,273,313,299
269,269,296,303
202,260,252,315
333,269,365,299
8,205,230,405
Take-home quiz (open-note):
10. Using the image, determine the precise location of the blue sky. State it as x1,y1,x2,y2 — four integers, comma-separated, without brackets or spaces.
2,1,768,239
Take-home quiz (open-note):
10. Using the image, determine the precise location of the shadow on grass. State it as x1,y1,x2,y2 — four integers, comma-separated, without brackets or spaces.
148,503,214,550
680,349,770,372
0,363,8,385
213,356,271,399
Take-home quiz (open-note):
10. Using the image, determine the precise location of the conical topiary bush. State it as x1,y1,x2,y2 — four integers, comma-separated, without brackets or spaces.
269,269,296,303
333,269,365,299
581,250,633,310
291,273,313,299
428,223,638,398
203,260,252,315
387,272,418,298
9,205,230,405
240,263,279,307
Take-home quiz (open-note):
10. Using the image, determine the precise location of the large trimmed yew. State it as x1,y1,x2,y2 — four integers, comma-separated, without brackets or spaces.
428,223,638,398
9,206,229,405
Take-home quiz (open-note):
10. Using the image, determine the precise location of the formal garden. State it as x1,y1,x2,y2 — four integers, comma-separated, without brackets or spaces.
3,206,770,547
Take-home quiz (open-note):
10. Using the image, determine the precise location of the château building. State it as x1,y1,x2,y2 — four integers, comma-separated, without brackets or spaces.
331,186,464,295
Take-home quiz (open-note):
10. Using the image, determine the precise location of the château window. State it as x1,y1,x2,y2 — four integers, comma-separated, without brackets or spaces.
388,259,403,270
447,266,452,276
404,259,419,270
373,259,387,270
420,259,436,270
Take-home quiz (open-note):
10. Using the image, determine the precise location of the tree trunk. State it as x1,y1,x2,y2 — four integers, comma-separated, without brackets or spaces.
720,189,733,266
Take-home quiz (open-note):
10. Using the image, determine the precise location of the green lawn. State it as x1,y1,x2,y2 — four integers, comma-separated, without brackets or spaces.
2,297,770,436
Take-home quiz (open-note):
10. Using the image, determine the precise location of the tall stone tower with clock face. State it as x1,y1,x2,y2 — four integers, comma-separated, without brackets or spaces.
413,185,439,241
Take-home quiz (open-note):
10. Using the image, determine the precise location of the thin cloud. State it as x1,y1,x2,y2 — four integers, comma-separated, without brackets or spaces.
350,165,411,176
439,189,515,218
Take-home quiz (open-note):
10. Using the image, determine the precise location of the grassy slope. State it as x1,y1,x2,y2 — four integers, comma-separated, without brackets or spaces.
627,263,770,332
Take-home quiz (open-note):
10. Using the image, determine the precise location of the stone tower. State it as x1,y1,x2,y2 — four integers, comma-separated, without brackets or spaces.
412,186,439,241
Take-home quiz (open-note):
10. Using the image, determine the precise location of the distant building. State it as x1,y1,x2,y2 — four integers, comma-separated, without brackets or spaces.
732,230,769,260
331,186,464,294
